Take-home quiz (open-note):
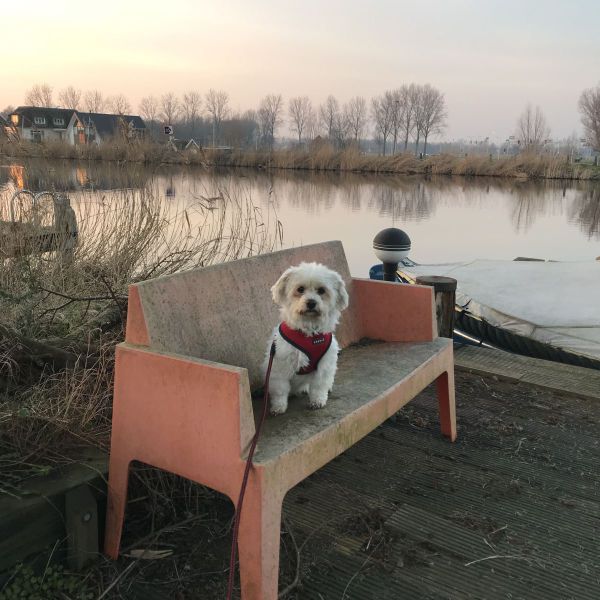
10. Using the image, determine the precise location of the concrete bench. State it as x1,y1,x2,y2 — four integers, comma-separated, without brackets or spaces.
104,241,456,599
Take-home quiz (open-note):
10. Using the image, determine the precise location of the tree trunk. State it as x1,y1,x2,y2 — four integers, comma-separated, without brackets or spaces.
415,132,420,156
423,135,428,156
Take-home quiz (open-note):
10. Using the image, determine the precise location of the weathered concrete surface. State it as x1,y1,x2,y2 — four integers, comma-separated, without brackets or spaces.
134,241,357,389
254,338,450,464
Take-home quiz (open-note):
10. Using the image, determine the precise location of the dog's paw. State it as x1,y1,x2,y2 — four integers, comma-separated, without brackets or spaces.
270,397,288,416
308,396,328,410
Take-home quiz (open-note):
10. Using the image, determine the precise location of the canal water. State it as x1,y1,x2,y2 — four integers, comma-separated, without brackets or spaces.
1,159,599,276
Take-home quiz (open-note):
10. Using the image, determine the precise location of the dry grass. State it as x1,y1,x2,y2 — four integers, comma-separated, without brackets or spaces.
0,182,281,479
224,146,599,180
2,139,598,180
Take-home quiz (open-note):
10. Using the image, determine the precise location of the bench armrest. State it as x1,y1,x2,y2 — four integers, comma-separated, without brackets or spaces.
351,278,437,342
112,343,255,466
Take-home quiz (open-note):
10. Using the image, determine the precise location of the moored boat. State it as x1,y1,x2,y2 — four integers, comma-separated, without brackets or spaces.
371,259,600,370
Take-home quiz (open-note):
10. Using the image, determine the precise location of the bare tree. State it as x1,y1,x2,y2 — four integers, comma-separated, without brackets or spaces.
345,96,368,144
399,84,417,151
182,91,202,135
58,86,82,110
257,94,284,150
84,90,106,113
419,84,447,155
388,90,403,154
412,85,426,155
305,107,320,141
107,94,131,115
319,95,341,141
160,92,180,125
139,96,159,123
517,104,550,150
25,83,53,107
288,96,312,143
579,84,600,152
371,93,394,155
1,105,15,117
205,89,230,147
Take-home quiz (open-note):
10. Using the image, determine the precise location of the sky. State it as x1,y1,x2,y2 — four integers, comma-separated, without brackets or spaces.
2,0,599,142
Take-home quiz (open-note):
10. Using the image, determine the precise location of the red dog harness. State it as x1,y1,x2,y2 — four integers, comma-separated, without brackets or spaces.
278,322,333,375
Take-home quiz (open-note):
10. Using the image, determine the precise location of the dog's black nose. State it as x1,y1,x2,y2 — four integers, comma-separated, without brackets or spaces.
306,299,317,310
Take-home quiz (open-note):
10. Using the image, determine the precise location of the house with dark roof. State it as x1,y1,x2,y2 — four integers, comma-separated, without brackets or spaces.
77,112,146,144
7,107,79,143
7,107,146,145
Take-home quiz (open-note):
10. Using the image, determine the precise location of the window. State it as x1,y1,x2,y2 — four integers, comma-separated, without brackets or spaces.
53,117,65,127
31,130,43,142
10,114,19,125
33,116,46,125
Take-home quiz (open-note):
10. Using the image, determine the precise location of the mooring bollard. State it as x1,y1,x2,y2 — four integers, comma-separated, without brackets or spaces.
373,228,411,281
415,275,457,338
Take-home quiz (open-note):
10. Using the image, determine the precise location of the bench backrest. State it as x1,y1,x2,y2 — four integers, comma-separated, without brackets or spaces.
128,241,360,389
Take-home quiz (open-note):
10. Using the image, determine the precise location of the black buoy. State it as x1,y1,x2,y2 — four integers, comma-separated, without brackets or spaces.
373,228,411,281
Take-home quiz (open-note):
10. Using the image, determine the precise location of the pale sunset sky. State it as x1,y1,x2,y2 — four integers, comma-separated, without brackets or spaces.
3,0,599,142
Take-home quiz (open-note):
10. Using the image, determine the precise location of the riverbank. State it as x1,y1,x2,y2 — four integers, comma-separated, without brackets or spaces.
2,139,599,181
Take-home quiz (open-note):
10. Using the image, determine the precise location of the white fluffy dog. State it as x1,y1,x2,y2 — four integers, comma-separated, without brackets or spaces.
265,262,349,415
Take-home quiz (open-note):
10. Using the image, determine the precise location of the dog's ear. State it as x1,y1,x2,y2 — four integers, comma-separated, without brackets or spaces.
333,272,349,311
271,267,294,306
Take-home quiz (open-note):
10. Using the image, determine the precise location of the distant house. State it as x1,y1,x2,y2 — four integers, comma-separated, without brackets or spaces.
172,138,201,152
77,112,146,144
7,107,80,143
7,106,146,145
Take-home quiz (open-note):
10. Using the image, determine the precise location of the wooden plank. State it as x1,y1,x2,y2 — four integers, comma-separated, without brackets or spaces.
0,451,107,572
65,485,99,570
455,345,600,401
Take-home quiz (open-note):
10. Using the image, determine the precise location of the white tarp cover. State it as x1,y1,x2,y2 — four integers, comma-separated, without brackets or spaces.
404,260,600,362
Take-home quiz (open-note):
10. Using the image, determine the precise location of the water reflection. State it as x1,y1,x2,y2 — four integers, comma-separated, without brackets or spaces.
0,158,153,192
1,159,599,268
569,187,600,239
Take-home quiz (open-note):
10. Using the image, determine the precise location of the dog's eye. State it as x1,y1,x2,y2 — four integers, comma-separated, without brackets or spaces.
297,286,305,293
317,287,326,295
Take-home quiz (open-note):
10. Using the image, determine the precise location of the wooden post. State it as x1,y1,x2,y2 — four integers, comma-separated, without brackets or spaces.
415,275,457,338
65,485,99,570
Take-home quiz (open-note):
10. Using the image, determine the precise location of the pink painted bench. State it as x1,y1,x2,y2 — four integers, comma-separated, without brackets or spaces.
104,241,456,599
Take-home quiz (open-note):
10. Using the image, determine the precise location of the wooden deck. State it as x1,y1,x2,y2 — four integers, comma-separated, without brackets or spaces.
279,362,600,599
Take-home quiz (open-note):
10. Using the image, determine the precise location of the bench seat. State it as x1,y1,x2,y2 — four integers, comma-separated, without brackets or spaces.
253,338,450,465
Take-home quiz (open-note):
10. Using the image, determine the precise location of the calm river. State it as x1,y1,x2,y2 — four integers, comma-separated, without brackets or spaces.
1,159,599,276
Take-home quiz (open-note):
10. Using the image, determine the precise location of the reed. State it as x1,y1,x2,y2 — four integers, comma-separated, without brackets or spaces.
2,139,598,179
0,183,281,477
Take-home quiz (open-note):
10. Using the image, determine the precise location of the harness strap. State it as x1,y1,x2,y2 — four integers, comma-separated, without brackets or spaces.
278,322,333,375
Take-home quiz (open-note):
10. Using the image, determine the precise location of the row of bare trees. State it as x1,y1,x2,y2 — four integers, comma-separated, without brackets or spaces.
371,84,447,156
14,81,600,156
19,81,447,153
24,84,131,115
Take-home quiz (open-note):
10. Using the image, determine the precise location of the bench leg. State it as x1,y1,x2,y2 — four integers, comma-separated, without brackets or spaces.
237,480,283,600
104,455,132,559
436,370,457,441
